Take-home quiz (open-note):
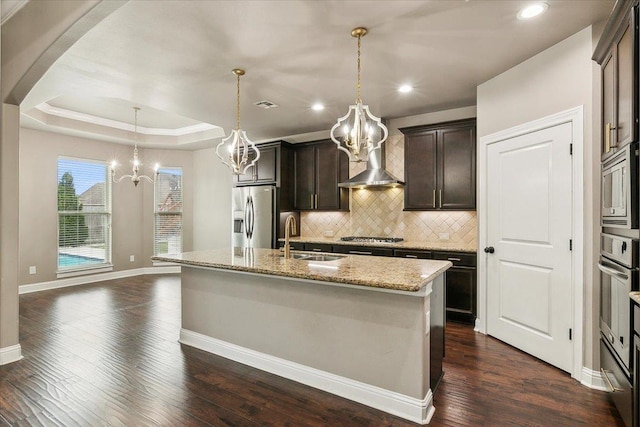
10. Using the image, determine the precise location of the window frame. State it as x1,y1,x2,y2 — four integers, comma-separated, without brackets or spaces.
56,156,112,275
154,167,183,256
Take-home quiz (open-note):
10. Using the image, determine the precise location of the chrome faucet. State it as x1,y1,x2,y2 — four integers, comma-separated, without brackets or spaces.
284,215,297,259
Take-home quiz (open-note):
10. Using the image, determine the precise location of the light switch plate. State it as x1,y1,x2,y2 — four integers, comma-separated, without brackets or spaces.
29,266,36,275
130,255,135,262
439,233,450,241
324,230,334,237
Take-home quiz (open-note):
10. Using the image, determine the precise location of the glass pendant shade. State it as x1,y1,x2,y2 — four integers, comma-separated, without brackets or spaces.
215,129,260,175
215,68,260,175
330,101,387,163
330,27,388,163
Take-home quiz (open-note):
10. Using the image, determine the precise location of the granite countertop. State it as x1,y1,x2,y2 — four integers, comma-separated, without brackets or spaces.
280,236,477,253
631,291,640,305
152,248,452,293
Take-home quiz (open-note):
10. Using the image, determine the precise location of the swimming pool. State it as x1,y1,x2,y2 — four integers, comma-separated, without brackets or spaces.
58,254,103,268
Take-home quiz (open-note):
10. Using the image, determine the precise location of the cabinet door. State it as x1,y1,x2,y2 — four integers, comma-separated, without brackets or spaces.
294,145,315,210
438,125,476,210
236,146,277,185
616,19,636,149
603,50,616,156
315,142,346,210
404,131,437,210
445,267,476,324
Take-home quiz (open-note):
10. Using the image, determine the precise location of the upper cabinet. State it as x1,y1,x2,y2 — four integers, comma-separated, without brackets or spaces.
234,141,295,210
400,119,476,211
594,1,638,159
294,140,349,211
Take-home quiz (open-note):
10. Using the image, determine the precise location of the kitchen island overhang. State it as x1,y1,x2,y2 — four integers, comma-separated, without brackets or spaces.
153,248,451,425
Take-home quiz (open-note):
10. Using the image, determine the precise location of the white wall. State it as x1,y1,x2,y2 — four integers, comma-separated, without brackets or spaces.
192,147,232,250
477,26,598,371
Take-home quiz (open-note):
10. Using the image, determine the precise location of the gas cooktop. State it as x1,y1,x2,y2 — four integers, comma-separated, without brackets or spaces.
340,236,404,244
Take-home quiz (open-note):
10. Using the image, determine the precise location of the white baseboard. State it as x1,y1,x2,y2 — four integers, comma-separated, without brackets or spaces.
0,344,23,365
180,328,435,425
580,367,607,391
19,265,181,294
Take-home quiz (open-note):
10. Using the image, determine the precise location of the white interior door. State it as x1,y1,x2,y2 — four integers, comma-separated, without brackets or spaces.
486,122,573,373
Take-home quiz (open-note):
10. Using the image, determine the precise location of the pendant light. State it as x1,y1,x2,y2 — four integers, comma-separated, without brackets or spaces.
215,68,261,175
111,107,158,186
330,27,388,163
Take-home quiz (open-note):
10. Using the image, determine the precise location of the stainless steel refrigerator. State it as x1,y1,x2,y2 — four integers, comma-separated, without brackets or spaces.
232,185,276,249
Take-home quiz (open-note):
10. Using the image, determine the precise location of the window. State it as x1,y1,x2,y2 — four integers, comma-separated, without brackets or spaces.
154,168,183,255
57,157,111,271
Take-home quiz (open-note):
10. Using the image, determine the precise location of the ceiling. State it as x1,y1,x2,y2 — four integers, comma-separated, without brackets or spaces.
10,0,615,149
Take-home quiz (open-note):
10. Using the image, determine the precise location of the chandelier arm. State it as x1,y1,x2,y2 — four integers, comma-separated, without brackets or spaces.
139,174,155,184
112,173,134,184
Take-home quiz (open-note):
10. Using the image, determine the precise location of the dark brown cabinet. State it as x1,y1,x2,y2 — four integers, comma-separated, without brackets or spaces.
294,140,349,211
236,145,277,185
594,3,638,159
333,245,394,257
400,119,476,211
433,251,477,324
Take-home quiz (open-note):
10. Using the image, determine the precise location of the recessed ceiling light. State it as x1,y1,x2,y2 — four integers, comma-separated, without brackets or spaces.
517,3,548,20
311,103,325,111
398,84,413,93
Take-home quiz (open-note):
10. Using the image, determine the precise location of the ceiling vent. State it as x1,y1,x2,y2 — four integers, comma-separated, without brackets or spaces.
254,100,279,109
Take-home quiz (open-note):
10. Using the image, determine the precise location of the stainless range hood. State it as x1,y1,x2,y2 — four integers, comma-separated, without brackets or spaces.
338,143,404,188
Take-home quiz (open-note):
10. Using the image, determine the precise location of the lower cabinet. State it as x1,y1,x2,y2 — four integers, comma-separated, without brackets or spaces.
431,251,477,325
333,245,394,257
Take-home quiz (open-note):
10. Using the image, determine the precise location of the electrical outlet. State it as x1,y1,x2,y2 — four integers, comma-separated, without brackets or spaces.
438,233,450,241
29,266,36,275
324,230,334,237
130,255,135,262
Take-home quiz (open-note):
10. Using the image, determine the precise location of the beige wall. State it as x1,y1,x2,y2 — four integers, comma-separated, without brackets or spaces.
192,147,233,251
476,26,599,371
1,105,20,348
19,128,194,285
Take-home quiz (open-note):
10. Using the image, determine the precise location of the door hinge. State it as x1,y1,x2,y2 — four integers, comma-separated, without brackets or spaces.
569,239,572,251
569,328,572,340
569,143,573,155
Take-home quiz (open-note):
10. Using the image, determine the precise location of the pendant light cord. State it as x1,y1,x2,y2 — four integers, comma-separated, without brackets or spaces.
236,73,241,130
356,34,362,103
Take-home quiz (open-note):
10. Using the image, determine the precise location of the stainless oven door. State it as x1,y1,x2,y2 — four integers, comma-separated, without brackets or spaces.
599,258,632,370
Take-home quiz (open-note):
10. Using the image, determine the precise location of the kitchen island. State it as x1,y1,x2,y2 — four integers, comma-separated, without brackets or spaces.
152,248,451,424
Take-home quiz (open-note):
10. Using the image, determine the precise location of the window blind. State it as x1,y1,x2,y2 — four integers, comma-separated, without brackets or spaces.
57,158,111,270
154,168,183,256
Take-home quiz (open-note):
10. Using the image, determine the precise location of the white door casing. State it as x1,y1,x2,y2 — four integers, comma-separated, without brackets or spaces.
486,122,573,372
477,106,584,381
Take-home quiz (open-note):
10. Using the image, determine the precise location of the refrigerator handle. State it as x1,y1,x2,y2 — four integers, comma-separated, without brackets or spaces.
244,196,251,240
249,196,255,239
246,196,254,240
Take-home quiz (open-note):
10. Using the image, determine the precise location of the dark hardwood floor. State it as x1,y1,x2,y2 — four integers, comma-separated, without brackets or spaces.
0,275,624,426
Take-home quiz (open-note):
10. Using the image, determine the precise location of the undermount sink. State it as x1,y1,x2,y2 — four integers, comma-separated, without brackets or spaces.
280,252,345,262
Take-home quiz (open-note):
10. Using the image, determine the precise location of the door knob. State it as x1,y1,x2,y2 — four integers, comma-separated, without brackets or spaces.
484,246,495,254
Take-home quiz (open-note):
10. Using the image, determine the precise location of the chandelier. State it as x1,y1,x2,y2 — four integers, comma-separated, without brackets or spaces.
111,107,158,186
330,27,388,163
215,68,261,175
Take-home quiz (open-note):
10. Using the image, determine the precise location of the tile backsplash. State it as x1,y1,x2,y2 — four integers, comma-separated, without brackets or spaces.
300,134,477,247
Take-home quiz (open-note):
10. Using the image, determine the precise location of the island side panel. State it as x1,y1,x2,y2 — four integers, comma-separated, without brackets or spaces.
181,266,430,400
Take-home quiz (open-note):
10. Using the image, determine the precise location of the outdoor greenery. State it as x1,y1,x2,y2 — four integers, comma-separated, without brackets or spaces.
58,171,88,247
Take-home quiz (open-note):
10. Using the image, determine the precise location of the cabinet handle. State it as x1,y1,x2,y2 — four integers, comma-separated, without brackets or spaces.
432,189,436,207
600,368,623,392
315,194,318,209
312,248,322,252
439,189,442,207
447,257,461,262
349,250,372,255
405,254,418,258
605,122,617,152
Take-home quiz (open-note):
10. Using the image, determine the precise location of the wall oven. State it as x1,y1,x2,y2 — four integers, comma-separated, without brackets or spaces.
602,143,638,228
599,233,639,427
